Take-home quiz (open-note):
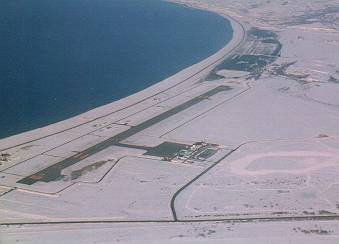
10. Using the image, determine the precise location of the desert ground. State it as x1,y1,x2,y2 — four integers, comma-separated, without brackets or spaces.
1,0,339,243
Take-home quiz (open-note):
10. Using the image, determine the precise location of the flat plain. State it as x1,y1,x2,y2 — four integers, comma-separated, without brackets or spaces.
1,0,339,243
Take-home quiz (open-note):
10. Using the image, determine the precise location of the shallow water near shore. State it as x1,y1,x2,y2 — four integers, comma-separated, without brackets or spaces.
0,0,232,139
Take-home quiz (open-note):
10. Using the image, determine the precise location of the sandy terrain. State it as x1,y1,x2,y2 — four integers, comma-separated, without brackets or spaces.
1,0,339,243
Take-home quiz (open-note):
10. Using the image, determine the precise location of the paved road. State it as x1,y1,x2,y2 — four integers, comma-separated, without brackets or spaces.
18,86,231,185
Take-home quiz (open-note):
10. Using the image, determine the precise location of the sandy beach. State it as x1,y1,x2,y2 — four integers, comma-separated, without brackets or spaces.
1,0,339,243
0,8,245,150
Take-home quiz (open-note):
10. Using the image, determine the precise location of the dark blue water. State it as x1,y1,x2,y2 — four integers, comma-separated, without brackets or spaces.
0,0,232,139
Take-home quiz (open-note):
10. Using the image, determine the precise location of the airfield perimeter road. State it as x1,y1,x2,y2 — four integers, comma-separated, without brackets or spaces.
2,10,339,233
1,15,248,189
0,15,246,187
17,86,232,185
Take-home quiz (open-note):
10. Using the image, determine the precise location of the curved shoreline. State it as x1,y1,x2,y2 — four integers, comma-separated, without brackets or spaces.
0,5,246,150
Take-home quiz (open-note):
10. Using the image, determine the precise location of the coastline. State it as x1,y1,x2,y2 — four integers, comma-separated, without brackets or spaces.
2,0,339,240
0,4,246,150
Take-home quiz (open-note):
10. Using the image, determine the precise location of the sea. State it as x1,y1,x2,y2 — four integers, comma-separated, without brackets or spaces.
0,0,232,138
